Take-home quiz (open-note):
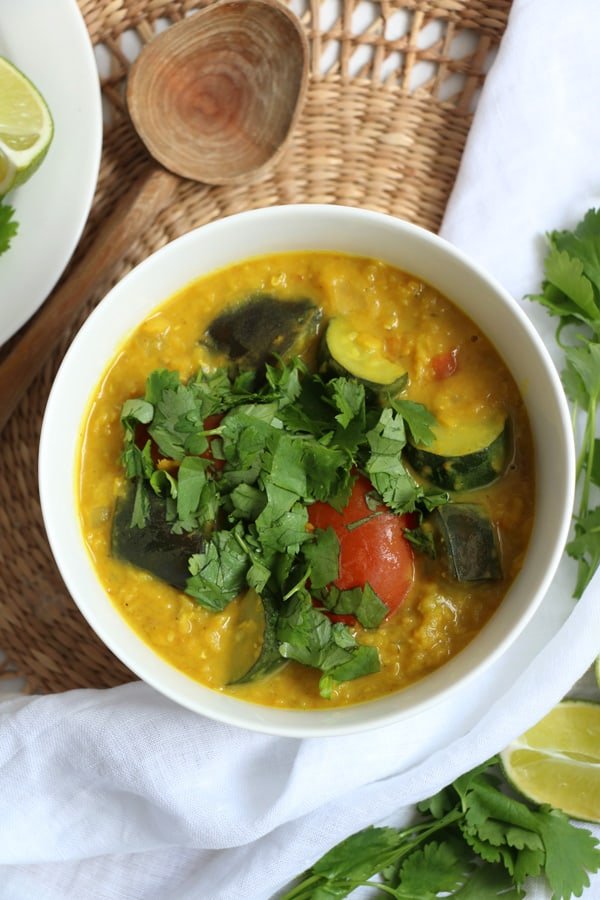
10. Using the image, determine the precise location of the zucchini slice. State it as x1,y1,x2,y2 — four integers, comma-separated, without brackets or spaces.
111,482,203,590
320,317,408,395
432,503,503,582
405,414,510,492
227,590,285,684
202,294,321,370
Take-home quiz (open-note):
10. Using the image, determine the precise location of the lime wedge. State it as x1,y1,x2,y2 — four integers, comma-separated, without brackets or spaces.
500,700,600,823
0,56,54,196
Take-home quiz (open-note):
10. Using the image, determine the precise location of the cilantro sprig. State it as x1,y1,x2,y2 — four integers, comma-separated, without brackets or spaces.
528,208,600,597
119,357,444,696
0,201,18,256
283,758,600,899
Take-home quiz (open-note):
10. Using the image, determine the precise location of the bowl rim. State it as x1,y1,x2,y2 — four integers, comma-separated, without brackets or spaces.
38,203,576,737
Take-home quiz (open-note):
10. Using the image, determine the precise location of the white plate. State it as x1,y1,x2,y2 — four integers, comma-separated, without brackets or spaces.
0,0,102,346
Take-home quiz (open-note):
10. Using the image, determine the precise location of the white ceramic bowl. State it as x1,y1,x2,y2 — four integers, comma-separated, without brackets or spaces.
39,205,575,737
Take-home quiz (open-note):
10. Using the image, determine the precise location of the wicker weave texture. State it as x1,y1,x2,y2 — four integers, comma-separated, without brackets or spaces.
0,0,510,693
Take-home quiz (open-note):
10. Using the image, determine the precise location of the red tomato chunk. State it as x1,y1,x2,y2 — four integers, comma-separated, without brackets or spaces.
431,348,459,380
308,473,415,621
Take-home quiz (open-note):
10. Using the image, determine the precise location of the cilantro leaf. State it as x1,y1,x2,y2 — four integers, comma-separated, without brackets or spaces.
319,583,388,629
302,526,340,590
564,343,600,402
448,864,524,898
527,207,600,597
176,456,209,522
267,431,308,496
365,407,423,512
543,246,599,323
186,527,249,610
392,397,437,446
327,377,366,429
283,758,600,900
534,806,600,900
228,483,266,521
144,369,181,405
318,644,380,698
121,397,154,428
0,202,18,255
253,484,311,554
276,593,380,695
567,505,600,599
303,441,350,502
396,840,471,896
311,825,405,883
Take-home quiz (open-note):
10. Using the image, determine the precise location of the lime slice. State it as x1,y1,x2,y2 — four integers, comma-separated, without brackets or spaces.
0,56,54,196
500,700,600,823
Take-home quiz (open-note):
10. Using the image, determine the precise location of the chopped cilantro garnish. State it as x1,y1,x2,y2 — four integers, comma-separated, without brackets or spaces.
116,356,445,694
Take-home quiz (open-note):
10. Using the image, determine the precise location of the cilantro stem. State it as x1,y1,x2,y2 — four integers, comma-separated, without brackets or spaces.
346,512,383,531
282,567,310,601
579,393,597,508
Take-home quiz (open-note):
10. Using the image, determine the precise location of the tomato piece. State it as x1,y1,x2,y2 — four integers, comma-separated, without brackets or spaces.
308,473,415,621
431,348,459,380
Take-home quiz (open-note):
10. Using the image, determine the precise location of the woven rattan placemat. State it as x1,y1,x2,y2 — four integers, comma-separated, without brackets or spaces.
0,0,511,693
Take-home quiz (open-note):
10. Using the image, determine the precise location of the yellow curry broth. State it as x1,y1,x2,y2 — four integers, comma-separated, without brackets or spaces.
78,252,535,709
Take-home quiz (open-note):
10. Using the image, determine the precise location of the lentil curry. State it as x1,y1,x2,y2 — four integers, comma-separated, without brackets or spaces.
78,252,535,709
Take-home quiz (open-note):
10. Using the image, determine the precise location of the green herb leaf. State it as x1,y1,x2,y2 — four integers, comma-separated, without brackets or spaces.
277,593,380,695
528,207,600,597
282,759,600,900
318,644,380,698
395,840,471,896
319,582,388,629
365,408,422,512
543,246,599,322
254,484,311,554
186,527,249,610
534,807,600,900
392,397,437,447
302,526,340,590
566,505,600,598
0,202,18,255
228,483,266,521
176,456,210,522
327,377,366,430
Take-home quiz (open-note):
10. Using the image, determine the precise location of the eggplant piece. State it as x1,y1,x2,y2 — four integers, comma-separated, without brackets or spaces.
203,294,321,370
111,482,203,590
405,415,510,492
319,316,408,397
228,590,285,684
431,503,502,582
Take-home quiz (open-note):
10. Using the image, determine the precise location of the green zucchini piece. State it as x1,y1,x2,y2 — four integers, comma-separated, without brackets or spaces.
320,316,408,395
202,294,321,370
405,415,510,492
228,590,285,684
111,482,203,590
432,503,503,582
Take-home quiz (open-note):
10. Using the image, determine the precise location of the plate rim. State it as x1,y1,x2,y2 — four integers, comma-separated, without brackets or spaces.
0,0,102,345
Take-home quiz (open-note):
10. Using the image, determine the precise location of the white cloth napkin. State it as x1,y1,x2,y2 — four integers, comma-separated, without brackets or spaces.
2,1,600,897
